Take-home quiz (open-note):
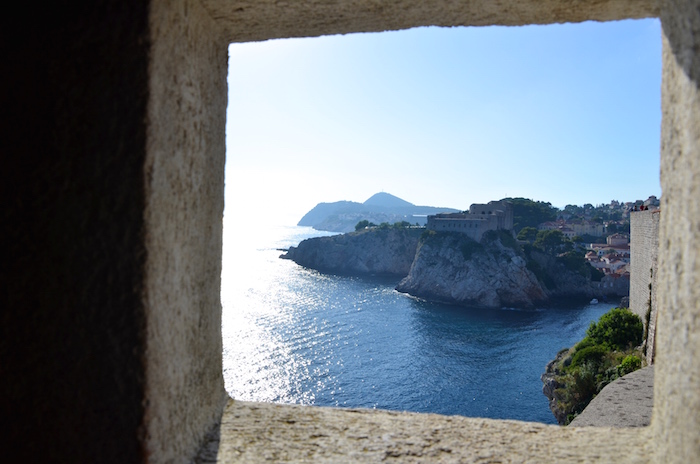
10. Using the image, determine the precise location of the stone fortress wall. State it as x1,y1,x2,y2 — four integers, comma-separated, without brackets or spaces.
630,209,661,364
427,200,514,241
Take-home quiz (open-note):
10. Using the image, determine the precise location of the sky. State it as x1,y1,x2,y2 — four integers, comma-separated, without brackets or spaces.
225,19,661,226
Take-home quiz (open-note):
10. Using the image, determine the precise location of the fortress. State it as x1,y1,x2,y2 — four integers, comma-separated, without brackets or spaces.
427,200,514,241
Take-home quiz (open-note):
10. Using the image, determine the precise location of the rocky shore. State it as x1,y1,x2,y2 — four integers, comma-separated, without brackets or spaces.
281,227,422,277
281,228,608,309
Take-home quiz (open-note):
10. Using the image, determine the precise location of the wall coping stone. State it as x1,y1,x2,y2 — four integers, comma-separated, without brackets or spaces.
197,399,653,462
570,366,654,428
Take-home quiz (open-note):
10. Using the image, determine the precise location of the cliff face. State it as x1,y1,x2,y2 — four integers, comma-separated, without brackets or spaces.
282,228,606,309
281,228,423,277
527,250,602,300
396,231,547,309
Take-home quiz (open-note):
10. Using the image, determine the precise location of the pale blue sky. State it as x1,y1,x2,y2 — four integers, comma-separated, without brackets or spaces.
225,19,661,225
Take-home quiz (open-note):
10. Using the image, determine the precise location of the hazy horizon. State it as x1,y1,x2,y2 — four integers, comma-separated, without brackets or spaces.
225,19,661,226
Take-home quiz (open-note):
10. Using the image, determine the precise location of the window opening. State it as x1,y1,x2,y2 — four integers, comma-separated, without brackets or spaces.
222,19,661,425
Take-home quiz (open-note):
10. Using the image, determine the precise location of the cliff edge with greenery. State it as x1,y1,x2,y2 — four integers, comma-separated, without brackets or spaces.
541,307,644,425
281,223,422,277
396,230,547,308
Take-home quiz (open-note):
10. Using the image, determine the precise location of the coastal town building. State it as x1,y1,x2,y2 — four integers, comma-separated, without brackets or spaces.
426,200,513,241
539,219,605,237
607,233,629,246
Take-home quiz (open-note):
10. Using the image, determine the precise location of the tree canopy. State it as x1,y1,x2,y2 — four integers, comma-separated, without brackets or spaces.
502,197,559,232
533,229,573,255
516,226,539,242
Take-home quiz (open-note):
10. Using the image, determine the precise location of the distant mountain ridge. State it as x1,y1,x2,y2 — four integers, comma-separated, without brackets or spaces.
298,192,460,233
363,192,414,208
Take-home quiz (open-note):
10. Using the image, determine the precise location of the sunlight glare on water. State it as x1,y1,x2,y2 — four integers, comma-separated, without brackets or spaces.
221,224,614,423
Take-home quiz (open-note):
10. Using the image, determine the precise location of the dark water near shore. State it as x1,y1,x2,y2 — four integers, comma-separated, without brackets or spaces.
221,225,614,424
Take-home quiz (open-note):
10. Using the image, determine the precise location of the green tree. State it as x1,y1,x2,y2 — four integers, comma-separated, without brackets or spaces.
586,308,643,351
564,204,584,217
501,197,559,232
534,229,571,255
516,226,539,242
355,220,369,231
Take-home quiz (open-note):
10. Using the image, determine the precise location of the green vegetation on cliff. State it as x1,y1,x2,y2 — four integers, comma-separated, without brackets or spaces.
502,197,559,233
542,308,644,424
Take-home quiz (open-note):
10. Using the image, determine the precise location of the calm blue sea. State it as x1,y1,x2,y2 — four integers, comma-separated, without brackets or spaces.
221,225,614,424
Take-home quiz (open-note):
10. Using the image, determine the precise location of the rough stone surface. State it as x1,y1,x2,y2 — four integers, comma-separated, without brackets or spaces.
527,249,608,300
656,1,700,460
570,366,654,427
397,231,547,308
630,210,660,364
203,0,659,43
207,399,653,463
144,0,229,461
540,349,570,425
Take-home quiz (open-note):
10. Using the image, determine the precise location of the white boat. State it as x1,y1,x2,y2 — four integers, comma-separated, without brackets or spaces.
590,298,599,305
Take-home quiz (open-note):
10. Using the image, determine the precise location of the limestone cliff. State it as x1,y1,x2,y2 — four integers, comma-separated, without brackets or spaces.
281,227,423,277
396,230,547,308
283,228,607,309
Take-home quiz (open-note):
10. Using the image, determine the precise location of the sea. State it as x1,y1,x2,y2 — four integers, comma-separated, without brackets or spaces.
221,225,615,424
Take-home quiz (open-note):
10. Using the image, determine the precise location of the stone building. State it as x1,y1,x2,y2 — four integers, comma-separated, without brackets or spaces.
630,209,661,364
608,233,630,246
427,200,513,241
3,1,699,463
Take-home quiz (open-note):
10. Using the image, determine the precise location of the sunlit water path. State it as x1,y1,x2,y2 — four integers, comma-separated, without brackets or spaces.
221,225,614,424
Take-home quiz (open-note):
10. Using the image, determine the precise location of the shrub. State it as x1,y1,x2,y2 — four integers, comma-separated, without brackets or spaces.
586,308,643,350
545,308,646,424
420,229,437,241
618,355,642,377
557,251,586,274
460,239,483,260
589,265,605,282
573,336,596,352
570,345,607,369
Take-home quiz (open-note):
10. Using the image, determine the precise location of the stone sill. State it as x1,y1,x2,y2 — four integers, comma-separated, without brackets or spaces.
197,399,653,463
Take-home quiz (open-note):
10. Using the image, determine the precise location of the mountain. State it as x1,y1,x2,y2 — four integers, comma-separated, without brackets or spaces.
363,192,414,208
298,192,460,233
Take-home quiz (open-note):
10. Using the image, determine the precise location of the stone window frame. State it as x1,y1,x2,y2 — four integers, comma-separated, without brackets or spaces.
142,0,698,462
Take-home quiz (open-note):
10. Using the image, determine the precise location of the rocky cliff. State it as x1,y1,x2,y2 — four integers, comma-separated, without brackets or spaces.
396,230,548,308
281,227,423,277
524,249,603,301
283,228,607,309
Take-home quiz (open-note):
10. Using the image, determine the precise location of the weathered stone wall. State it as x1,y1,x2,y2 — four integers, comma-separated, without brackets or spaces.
426,215,490,241
144,0,228,461
656,1,700,460
630,210,660,363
